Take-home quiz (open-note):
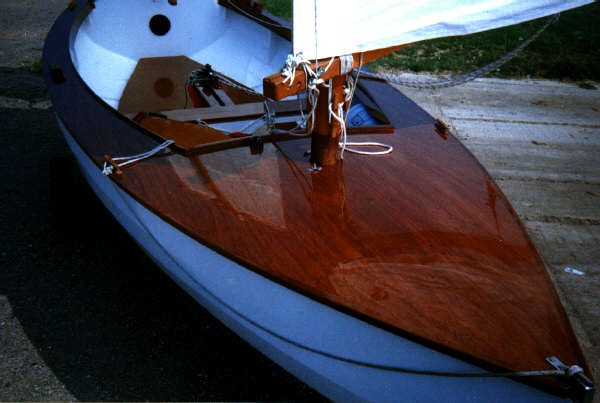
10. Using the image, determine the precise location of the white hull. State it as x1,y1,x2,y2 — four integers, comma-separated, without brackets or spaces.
58,116,567,402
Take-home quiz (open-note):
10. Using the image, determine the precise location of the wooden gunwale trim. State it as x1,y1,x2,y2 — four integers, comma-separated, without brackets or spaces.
43,2,588,398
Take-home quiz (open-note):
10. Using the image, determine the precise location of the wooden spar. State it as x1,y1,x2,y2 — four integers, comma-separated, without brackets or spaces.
263,45,407,101
161,99,307,122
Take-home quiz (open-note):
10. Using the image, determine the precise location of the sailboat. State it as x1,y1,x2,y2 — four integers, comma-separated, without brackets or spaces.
43,0,595,401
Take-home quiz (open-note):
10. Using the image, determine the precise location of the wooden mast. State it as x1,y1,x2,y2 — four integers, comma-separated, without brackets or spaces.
310,75,345,166
263,45,406,166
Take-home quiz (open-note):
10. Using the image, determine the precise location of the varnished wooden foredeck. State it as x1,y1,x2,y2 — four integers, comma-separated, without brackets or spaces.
44,1,591,398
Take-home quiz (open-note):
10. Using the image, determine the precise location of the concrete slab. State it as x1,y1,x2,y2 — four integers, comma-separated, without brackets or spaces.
0,0,65,68
399,74,600,127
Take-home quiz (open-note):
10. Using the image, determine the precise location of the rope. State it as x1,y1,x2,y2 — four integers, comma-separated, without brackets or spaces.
102,140,174,175
276,52,337,136
335,53,393,158
330,101,348,157
313,0,318,69
361,14,560,89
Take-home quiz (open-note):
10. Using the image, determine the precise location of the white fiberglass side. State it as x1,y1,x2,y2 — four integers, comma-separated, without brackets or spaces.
72,0,291,108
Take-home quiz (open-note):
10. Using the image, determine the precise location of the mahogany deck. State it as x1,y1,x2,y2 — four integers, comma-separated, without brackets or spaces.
44,1,591,398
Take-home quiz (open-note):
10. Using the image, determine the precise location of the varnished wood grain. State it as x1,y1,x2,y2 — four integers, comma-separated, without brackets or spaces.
134,113,231,150
44,2,592,398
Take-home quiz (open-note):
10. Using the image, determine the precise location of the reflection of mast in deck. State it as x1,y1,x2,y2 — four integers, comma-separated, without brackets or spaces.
168,145,288,230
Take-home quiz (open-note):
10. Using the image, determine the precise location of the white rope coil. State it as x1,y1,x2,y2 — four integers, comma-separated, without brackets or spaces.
331,53,394,159
343,142,394,156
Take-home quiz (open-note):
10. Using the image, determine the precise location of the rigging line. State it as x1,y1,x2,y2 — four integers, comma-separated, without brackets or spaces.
313,0,318,66
102,140,174,175
344,53,363,127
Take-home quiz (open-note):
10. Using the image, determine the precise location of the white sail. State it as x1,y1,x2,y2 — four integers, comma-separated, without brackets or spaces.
293,0,594,60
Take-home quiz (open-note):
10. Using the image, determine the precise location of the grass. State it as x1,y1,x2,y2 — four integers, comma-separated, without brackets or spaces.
261,1,600,81
262,0,292,21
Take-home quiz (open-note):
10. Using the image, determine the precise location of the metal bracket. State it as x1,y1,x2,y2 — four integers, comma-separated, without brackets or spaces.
308,163,322,172
546,357,595,403
339,54,354,75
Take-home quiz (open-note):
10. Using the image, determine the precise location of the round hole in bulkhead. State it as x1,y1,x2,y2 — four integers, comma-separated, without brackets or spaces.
149,14,171,36
153,77,175,98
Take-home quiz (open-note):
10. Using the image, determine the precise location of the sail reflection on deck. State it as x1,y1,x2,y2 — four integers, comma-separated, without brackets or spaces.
168,144,287,230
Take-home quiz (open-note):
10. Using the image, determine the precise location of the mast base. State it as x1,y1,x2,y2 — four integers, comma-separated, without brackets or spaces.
310,133,340,167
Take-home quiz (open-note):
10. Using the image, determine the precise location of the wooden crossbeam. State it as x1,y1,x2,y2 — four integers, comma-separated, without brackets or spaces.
263,45,407,101
162,99,306,122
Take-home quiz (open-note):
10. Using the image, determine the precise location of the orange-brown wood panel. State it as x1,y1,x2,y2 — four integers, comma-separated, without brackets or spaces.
162,99,306,122
133,113,231,150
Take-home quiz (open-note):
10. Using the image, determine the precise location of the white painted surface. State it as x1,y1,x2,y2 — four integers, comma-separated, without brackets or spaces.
72,0,291,108
293,0,593,60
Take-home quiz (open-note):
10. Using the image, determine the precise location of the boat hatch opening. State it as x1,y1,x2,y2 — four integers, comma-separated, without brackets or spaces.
149,14,171,36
